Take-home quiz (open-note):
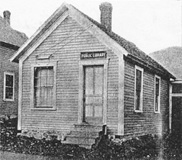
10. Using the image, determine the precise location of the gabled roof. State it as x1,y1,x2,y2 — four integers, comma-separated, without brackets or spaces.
0,15,28,47
150,46,182,80
10,3,175,79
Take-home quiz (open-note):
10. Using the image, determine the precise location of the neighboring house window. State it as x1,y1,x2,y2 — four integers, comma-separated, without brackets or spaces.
32,63,56,109
4,72,15,101
134,66,143,112
154,75,161,113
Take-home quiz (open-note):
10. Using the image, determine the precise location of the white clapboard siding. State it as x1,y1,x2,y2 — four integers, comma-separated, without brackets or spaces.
124,61,169,136
21,16,119,134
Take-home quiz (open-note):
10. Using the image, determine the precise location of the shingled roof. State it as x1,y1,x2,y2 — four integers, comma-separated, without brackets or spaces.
0,14,28,47
100,26,175,79
73,5,175,79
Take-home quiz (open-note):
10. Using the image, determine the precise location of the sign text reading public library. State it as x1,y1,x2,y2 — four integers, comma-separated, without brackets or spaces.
80,51,107,59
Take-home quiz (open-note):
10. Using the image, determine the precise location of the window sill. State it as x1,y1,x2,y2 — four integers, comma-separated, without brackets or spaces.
134,110,143,113
31,108,57,111
3,99,14,102
154,111,160,114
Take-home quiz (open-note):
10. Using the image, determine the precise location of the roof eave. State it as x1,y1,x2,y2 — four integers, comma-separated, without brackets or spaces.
125,54,176,80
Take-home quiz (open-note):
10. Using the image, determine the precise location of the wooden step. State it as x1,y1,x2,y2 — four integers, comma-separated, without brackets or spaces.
79,144,93,149
62,124,103,149
69,130,99,137
62,140,92,149
64,136,95,145
74,124,103,132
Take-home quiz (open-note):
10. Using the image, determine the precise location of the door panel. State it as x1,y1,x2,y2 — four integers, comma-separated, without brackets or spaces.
95,67,103,95
84,65,104,124
94,105,102,117
86,96,102,104
85,67,94,95
85,105,93,117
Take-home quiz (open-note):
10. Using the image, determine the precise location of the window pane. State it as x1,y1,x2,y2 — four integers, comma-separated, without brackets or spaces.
47,87,53,106
40,87,46,105
5,87,13,99
6,75,13,87
155,77,160,112
34,66,54,107
155,96,159,112
135,68,142,111
5,74,14,100
47,69,54,86
155,78,159,96
136,70,142,91
40,69,47,87
34,88,40,106
135,91,140,110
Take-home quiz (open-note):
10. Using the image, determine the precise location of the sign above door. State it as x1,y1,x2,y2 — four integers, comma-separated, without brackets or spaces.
80,51,107,60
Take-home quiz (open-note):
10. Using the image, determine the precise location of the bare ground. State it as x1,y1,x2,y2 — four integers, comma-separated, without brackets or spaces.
0,151,63,160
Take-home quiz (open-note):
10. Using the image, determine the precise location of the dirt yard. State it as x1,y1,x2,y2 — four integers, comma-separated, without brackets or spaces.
0,151,62,160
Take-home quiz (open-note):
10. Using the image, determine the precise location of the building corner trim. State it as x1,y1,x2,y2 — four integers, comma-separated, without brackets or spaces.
118,56,124,135
17,60,23,130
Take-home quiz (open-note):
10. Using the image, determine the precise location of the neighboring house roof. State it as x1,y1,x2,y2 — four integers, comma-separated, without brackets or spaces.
0,15,28,47
150,46,182,80
10,3,175,79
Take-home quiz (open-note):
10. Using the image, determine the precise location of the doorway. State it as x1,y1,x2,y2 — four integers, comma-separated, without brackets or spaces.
83,65,104,124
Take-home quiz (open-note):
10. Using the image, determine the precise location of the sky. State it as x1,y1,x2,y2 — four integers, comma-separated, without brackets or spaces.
0,0,181,54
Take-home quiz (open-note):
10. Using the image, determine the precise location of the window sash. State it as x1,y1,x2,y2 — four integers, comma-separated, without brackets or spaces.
4,72,14,101
134,66,143,112
5,87,13,99
154,76,160,113
34,66,54,108
135,90,141,110
136,70,142,91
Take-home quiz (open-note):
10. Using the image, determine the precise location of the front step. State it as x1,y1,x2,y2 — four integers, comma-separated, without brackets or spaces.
62,124,103,149
69,130,99,137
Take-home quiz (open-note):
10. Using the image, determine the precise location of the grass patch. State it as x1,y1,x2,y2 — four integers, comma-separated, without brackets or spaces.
0,118,179,159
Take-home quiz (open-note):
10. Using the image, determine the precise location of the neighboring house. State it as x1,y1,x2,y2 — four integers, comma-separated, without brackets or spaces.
11,3,175,148
0,11,27,118
150,47,182,135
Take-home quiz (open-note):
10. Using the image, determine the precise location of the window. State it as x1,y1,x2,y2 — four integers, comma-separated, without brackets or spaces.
134,66,143,112
172,83,182,93
32,64,56,109
4,72,15,101
154,76,161,113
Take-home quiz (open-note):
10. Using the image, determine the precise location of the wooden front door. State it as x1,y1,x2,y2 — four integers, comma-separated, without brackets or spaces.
83,65,104,124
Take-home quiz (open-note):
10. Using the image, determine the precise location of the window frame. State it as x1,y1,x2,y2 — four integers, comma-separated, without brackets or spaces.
134,65,144,112
3,72,15,101
31,62,57,110
154,75,161,113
